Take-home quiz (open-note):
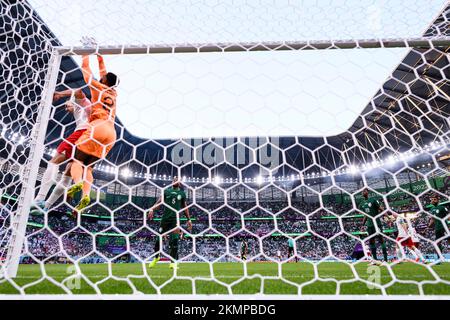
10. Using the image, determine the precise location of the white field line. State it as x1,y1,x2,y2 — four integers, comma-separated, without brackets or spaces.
4,274,439,279
1,294,450,300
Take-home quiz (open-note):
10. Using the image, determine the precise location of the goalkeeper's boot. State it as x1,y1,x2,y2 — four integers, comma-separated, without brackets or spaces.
169,262,178,270
75,195,90,212
148,257,160,269
71,195,90,219
66,182,83,200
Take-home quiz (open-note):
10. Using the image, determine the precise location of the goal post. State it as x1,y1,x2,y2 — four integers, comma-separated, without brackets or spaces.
2,37,449,283
3,51,62,279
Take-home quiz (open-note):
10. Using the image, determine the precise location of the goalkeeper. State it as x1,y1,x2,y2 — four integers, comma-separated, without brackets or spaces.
66,53,119,215
147,177,192,270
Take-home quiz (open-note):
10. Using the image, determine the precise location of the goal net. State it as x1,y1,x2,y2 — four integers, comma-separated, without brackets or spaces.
0,0,449,297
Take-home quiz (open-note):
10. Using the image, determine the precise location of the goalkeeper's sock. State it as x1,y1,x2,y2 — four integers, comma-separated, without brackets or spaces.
35,162,58,202
381,243,388,262
45,175,71,209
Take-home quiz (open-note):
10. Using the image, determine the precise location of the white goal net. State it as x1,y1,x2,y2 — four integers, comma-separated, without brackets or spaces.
0,0,449,297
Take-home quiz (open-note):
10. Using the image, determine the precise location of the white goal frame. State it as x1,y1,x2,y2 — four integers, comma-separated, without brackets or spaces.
2,36,450,289
3,50,62,279
57,38,450,56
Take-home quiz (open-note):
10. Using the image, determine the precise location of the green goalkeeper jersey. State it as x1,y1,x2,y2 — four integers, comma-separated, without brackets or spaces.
162,187,186,220
429,203,449,232
359,198,381,227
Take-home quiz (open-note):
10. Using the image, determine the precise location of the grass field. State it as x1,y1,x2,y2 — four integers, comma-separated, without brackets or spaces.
0,262,449,295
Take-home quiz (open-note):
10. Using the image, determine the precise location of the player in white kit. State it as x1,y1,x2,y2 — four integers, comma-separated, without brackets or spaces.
395,213,425,263
33,88,91,210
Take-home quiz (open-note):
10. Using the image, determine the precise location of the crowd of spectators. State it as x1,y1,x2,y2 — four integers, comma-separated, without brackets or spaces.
0,180,447,264
13,190,447,264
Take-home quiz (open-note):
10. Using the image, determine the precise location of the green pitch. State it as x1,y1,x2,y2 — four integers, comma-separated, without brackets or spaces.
0,262,449,295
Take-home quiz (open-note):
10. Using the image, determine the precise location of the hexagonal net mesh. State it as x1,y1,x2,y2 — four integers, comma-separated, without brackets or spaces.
0,0,449,297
